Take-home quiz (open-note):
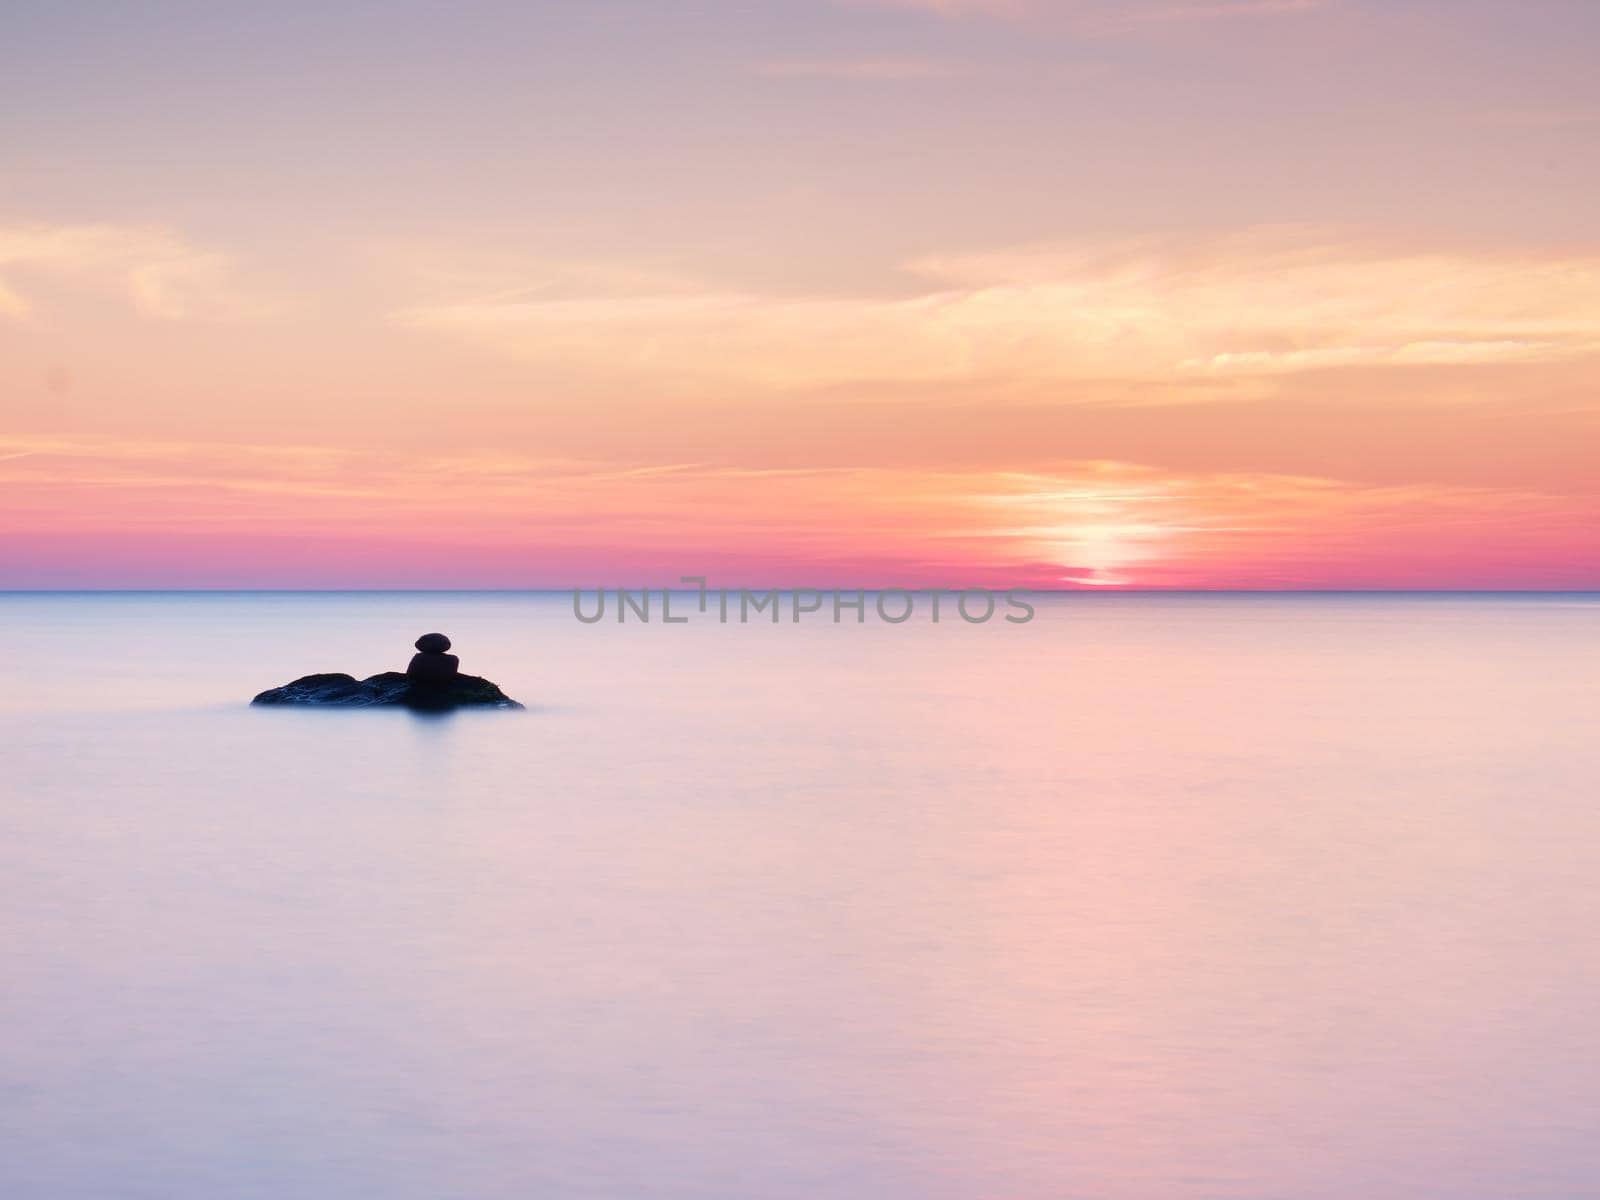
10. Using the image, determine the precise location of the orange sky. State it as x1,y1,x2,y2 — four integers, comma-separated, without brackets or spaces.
2,0,1598,588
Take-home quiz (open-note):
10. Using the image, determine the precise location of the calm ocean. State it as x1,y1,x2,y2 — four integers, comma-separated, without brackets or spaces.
4,592,1599,1199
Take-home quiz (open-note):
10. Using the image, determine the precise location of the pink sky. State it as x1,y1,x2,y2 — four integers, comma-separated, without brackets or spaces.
2,0,1598,588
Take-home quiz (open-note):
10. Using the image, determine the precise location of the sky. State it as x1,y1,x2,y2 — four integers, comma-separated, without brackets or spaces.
2,0,1598,588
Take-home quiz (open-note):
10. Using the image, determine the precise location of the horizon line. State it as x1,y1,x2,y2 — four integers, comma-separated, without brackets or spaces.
4,588,1599,597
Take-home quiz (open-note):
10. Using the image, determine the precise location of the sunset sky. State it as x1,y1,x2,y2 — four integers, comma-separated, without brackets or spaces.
3,0,1598,588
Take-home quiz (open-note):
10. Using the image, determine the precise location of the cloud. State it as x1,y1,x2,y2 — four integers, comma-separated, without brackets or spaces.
749,56,969,80
838,0,1021,14
0,223,261,320
5,437,1592,589
836,0,1326,29
1476,108,1600,130
973,462,1600,587
1133,0,1324,18
393,230,1600,393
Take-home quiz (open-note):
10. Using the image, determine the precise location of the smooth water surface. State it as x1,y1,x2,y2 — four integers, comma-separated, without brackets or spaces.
4,593,1599,1199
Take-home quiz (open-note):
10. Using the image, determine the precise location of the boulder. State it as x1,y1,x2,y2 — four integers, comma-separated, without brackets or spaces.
252,671,523,710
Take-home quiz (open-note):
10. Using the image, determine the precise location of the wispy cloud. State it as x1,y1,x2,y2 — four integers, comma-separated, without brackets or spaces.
837,0,1327,29
392,230,1600,393
1476,108,1600,129
837,0,1021,14
974,462,1598,587
0,223,266,320
749,56,970,80
4,437,1592,588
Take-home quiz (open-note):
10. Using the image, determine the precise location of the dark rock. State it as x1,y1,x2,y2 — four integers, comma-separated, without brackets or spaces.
252,670,523,710
407,650,460,683
407,633,460,683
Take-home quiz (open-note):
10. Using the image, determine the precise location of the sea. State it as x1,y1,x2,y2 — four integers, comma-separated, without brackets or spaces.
4,591,1599,1200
